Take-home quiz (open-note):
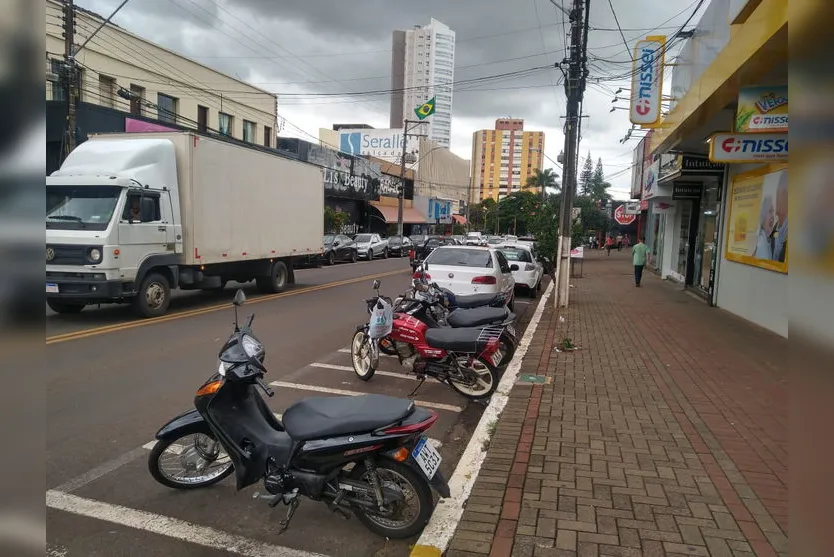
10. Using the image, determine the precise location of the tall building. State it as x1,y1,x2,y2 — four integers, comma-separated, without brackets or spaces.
390,19,455,149
471,119,544,203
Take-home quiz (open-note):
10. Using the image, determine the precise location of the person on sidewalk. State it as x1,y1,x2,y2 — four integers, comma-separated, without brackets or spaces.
632,236,649,287
605,236,613,256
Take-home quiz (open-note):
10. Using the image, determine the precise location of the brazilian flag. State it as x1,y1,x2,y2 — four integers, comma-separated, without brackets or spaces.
414,97,436,120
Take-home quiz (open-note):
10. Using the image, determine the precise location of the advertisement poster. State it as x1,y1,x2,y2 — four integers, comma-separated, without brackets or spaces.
735,86,788,133
724,165,788,273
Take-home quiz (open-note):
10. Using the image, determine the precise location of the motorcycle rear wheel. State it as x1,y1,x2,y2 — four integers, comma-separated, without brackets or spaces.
449,357,499,399
349,459,433,539
351,330,377,381
148,432,233,489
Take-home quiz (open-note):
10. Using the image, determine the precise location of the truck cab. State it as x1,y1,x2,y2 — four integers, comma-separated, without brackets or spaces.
46,138,183,316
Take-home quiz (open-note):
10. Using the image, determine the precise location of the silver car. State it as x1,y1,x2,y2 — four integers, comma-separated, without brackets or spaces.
353,233,389,260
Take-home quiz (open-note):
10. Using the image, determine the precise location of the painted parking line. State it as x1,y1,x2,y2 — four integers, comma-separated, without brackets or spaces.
309,362,417,381
46,490,328,557
269,381,463,413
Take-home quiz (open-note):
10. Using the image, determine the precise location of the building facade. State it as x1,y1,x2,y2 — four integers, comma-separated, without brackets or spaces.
46,0,277,171
635,0,787,337
415,139,470,215
471,119,544,203
390,19,455,148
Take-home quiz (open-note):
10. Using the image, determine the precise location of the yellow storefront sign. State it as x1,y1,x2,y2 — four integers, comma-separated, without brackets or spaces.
735,85,788,133
724,164,788,273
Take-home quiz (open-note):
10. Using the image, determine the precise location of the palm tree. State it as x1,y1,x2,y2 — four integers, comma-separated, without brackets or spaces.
524,168,560,196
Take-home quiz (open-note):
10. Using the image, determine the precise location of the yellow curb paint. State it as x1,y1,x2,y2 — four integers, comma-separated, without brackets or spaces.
409,545,443,557
46,268,407,345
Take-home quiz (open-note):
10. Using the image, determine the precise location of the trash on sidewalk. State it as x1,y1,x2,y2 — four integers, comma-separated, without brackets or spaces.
517,374,551,384
554,336,580,352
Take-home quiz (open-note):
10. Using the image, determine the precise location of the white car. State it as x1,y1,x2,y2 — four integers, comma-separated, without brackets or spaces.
419,245,516,309
353,233,389,260
498,244,544,298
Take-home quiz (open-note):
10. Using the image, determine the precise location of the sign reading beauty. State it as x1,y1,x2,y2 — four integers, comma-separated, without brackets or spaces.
614,204,637,225
629,36,666,127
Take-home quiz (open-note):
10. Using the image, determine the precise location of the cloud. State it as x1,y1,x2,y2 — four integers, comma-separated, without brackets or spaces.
77,0,704,199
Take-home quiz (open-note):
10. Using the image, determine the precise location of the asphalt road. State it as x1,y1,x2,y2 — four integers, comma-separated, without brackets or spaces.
46,257,543,557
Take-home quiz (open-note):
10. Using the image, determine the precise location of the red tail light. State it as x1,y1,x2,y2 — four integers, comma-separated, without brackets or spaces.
409,250,415,258
472,275,497,284
381,410,439,435
413,271,431,280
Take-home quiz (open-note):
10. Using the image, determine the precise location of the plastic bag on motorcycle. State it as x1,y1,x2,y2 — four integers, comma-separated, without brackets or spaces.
368,298,394,339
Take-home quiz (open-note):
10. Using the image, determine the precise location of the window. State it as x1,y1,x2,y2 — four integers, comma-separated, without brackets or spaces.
264,126,272,147
197,105,208,133
426,247,493,268
243,120,256,143
98,74,115,108
49,59,65,101
122,192,161,223
129,84,145,115
157,93,178,124
218,112,233,136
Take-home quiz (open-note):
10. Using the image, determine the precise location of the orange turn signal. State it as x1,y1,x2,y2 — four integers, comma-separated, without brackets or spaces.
113,248,120,255
392,447,409,462
195,380,222,397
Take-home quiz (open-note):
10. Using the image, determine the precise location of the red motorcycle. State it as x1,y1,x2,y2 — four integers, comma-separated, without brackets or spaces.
351,280,504,400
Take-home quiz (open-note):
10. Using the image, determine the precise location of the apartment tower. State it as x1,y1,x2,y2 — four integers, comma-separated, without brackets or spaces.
390,19,455,149
471,119,544,203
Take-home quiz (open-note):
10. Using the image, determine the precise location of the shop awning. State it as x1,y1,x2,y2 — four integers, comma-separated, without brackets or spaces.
369,202,429,224
452,214,467,225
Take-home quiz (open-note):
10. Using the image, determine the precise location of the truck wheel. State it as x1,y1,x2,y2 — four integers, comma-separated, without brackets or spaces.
46,299,85,314
133,272,171,318
256,261,288,294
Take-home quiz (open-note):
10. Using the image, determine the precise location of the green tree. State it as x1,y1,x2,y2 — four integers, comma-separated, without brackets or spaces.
324,207,348,233
495,191,540,235
589,158,613,204
524,168,560,197
578,151,594,196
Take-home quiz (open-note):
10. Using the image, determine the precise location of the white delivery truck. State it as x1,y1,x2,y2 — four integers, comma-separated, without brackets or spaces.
46,131,324,317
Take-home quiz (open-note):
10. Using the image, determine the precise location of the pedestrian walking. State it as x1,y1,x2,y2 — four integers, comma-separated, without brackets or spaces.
605,236,613,256
632,236,649,287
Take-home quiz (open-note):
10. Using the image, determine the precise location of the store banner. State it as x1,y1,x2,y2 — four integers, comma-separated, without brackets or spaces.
672,182,702,200
735,85,788,133
629,36,666,127
642,158,672,200
623,202,641,215
709,132,788,163
657,153,682,184
724,165,788,274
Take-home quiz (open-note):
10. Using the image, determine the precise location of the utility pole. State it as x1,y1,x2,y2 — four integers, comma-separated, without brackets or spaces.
553,0,590,309
397,120,427,238
62,0,78,158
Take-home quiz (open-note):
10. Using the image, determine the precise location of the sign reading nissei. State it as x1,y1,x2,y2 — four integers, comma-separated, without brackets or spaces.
709,132,788,163
629,36,666,127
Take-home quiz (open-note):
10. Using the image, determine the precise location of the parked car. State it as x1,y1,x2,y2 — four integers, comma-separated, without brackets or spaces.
418,245,516,310
498,244,544,298
409,234,426,247
410,235,456,270
353,233,389,260
321,234,358,265
387,235,413,257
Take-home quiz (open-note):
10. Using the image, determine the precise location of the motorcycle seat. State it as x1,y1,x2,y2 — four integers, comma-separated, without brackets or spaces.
447,306,509,328
451,292,501,309
425,327,483,353
282,394,415,441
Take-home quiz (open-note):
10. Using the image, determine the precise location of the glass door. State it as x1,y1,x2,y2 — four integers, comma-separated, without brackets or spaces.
676,202,691,279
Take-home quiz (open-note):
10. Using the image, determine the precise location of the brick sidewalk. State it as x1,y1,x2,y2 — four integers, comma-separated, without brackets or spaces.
446,250,787,557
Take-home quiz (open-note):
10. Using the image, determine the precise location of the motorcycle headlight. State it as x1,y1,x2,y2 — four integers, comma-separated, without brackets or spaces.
217,360,233,376
241,335,263,357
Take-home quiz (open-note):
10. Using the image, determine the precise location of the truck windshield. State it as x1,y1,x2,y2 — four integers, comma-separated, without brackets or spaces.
47,186,122,231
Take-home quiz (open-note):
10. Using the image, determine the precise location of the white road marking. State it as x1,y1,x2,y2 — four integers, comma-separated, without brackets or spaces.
309,361,417,381
52,446,149,494
410,280,555,556
269,381,463,413
46,490,328,557
337,347,397,358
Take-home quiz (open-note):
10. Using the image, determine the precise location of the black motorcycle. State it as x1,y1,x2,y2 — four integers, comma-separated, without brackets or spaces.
148,289,450,539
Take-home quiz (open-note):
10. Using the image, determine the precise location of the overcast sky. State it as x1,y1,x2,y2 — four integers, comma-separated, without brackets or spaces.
76,0,705,200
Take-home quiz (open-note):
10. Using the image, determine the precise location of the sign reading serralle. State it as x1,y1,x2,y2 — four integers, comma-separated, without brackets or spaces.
724,164,788,274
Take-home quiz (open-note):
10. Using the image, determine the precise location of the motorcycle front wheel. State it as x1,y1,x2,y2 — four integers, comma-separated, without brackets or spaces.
449,357,500,399
348,459,434,539
351,330,378,381
148,431,233,489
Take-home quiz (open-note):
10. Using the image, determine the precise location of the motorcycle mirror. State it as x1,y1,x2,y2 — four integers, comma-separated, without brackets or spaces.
372,279,381,290
233,289,246,306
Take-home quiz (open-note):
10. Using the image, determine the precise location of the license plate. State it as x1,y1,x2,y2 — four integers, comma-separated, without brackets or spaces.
46,283,59,293
506,324,516,337
490,349,505,367
411,436,442,480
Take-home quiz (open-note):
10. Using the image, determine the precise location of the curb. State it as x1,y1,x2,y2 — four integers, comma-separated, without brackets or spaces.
410,281,555,557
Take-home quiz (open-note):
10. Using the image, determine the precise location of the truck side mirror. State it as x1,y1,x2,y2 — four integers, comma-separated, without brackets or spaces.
140,197,156,222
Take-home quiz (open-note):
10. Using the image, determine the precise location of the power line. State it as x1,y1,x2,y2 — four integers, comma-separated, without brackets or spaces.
606,0,634,62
